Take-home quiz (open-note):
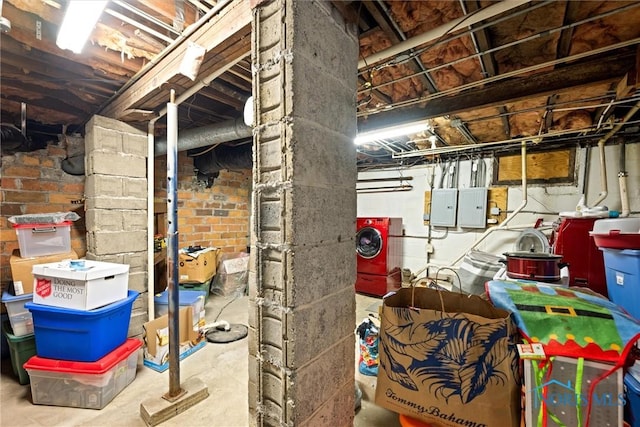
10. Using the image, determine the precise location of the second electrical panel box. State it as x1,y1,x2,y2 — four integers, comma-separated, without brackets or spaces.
430,189,458,227
457,188,488,228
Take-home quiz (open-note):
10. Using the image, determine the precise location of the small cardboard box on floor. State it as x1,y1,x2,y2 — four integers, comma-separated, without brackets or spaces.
178,247,219,283
9,249,78,295
143,306,205,372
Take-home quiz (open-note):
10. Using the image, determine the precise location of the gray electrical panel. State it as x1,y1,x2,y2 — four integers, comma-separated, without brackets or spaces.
457,187,488,228
430,189,458,227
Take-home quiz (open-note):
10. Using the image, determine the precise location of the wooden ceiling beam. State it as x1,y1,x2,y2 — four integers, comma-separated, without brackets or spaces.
464,0,510,139
0,36,129,87
2,2,143,75
134,0,199,27
1,97,80,124
218,72,252,93
556,1,583,59
99,0,251,120
0,50,121,97
358,51,636,132
197,87,245,111
1,82,95,114
134,38,250,116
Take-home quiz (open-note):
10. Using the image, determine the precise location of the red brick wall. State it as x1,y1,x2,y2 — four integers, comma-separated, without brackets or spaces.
1,146,251,286
0,146,87,284
154,151,251,255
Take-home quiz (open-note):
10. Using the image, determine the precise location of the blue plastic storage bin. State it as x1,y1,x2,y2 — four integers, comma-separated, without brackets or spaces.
2,291,34,336
625,373,640,427
25,290,138,362
602,248,640,319
154,290,206,330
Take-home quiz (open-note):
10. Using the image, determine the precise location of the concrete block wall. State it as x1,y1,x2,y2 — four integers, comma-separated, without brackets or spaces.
84,115,148,337
154,151,251,254
0,145,86,284
250,0,358,425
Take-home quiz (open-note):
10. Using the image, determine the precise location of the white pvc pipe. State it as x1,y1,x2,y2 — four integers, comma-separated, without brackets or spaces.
591,138,608,208
619,175,630,217
358,0,529,69
590,100,640,207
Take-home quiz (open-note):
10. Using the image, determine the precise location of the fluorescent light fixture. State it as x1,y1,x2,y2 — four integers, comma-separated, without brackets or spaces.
354,122,429,145
56,0,107,54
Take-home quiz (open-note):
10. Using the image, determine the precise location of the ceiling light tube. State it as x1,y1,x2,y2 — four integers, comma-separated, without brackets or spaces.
354,122,429,145
56,0,107,54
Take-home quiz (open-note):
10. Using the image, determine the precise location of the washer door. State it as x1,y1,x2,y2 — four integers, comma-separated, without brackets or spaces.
356,226,383,259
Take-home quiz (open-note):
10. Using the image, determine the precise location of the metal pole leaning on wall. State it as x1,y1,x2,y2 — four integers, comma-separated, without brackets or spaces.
165,89,184,400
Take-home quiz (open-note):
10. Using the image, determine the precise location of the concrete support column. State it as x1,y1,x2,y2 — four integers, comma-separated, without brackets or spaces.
84,115,149,337
249,1,358,426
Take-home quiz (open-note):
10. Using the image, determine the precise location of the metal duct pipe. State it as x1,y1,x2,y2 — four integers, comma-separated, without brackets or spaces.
154,117,251,156
192,142,253,175
60,117,251,176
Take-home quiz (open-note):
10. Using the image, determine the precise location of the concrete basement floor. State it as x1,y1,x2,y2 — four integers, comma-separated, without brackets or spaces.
0,292,401,427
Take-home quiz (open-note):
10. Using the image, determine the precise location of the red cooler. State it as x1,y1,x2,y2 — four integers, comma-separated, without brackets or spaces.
552,216,607,296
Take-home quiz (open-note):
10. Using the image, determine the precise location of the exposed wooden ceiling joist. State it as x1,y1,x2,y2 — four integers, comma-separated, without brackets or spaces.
359,50,637,132
98,0,251,121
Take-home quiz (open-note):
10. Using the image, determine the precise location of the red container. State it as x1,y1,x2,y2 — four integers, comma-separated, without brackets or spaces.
552,217,607,296
399,414,434,427
591,231,640,250
23,338,142,409
503,252,565,282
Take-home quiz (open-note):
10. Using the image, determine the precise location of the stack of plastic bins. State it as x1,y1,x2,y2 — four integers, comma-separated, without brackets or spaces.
1,291,36,384
591,218,640,319
21,290,140,409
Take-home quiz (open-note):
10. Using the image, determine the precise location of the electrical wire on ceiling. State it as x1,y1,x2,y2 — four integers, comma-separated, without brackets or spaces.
359,36,640,118
359,1,638,91
358,0,552,77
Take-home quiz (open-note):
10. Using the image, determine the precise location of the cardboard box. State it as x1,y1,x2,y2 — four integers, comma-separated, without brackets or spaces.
32,260,129,310
154,290,206,331
178,247,219,284
9,249,78,295
142,306,205,372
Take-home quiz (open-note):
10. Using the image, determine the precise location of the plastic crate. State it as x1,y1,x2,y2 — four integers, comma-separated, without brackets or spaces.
13,222,71,258
1,291,33,337
25,290,138,362
602,248,640,319
24,338,142,409
2,320,37,385
154,290,206,330
523,356,623,427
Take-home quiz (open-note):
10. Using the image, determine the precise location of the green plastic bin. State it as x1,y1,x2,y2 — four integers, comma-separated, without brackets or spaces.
2,320,37,385
179,277,212,303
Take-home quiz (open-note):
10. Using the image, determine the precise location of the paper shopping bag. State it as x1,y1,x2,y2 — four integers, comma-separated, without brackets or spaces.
375,286,522,427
